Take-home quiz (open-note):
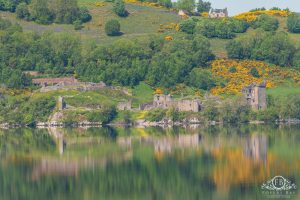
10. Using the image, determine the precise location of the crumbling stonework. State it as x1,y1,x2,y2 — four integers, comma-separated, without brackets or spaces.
117,101,132,111
140,94,202,112
242,82,267,110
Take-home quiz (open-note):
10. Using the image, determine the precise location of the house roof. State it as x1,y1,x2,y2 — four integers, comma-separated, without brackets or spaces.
210,8,228,13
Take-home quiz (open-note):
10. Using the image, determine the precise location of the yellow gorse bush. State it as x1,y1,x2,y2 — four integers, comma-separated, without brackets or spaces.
94,2,106,7
201,12,209,17
234,10,292,22
158,22,179,33
164,36,173,41
210,60,300,95
125,0,164,8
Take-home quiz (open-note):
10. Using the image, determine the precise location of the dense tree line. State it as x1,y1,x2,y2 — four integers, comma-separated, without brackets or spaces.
226,32,297,67
180,18,249,39
77,35,214,88
0,17,215,88
0,0,91,25
0,17,81,88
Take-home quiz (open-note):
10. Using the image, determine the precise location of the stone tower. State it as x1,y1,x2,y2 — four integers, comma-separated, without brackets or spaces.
242,82,267,110
58,96,66,111
153,94,172,109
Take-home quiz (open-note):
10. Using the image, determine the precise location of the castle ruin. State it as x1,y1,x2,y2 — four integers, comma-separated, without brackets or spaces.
242,82,267,110
140,94,202,112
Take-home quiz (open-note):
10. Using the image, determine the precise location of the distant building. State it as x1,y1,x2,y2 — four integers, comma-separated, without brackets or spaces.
242,82,267,110
178,10,189,18
140,94,202,112
209,8,228,18
32,77,78,86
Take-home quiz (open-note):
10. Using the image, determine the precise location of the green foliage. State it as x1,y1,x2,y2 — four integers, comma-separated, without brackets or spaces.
0,0,30,12
226,32,296,66
250,67,260,78
203,100,219,121
3,0,91,25
196,0,211,13
113,0,128,17
158,0,172,8
187,68,216,90
0,21,81,87
293,50,300,68
145,109,166,122
228,18,249,33
77,39,150,86
250,7,266,12
195,18,245,39
218,99,252,123
226,40,245,59
176,0,194,12
179,18,196,34
78,6,92,23
30,0,54,24
105,19,121,36
147,36,215,87
86,106,117,123
0,94,56,125
229,66,237,73
287,14,300,33
16,2,30,20
73,19,83,30
253,14,279,31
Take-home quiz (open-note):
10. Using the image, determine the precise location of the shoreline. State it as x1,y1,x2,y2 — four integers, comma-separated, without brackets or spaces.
1,119,300,129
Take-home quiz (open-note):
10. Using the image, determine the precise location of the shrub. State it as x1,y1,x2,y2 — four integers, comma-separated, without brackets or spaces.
253,14,279,31
196,19,235,39
16,3,30,20
226,40,246,59
196,0,211,13
179,18,196,34
105,19,121,36
229,66,237,73
250,67,260,78
187,68,216,90
229,19,249,33
287,14,300,33
145,109,166,122
158,0,172,8
73,19,83,30
79,7,92,23
293,50,300,68
113,0,128,17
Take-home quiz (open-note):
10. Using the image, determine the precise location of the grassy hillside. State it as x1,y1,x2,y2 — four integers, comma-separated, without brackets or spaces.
0,1,180,44
0,2,299,57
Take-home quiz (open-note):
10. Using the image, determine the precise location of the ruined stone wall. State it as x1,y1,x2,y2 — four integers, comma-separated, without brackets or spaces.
117,102,132,111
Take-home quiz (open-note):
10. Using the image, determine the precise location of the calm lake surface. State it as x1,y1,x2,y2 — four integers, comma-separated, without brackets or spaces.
0,125,299,200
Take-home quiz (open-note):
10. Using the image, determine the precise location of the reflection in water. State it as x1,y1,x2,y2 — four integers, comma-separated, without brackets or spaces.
244,134,267,164
0,125,300,200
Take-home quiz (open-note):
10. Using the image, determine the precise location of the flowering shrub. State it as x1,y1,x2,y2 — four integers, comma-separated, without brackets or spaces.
158,22,179,33
95,2,106,7
201,12,209,17
210,60,300,95
234,10,292,22
125,0,164,8
164,36,173,41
